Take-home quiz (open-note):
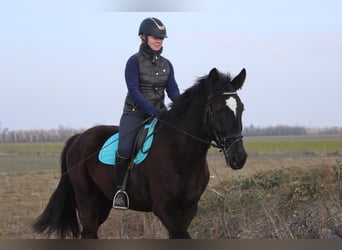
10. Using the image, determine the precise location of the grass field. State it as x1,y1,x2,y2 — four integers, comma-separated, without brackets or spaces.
0,136,341,239
244,135,342,155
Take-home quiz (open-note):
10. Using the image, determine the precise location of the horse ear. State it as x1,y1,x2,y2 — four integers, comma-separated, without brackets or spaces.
231,68,246,90
207,68,220,96
208,68,219,83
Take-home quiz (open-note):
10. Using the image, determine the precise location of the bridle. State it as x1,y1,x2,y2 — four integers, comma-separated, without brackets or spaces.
206,91,243,158
157,91,243,157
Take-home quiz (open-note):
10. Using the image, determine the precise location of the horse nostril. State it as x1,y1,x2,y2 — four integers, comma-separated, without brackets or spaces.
229,155,246,170
232,157,238,166
229,156,238,168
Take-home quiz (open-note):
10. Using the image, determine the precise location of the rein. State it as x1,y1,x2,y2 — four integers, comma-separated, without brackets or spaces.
156,118,219,148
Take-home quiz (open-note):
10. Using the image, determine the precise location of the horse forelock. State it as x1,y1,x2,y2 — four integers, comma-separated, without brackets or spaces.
212,71,234,95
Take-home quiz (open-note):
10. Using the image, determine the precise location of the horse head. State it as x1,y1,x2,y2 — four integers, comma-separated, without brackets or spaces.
205,68,247,170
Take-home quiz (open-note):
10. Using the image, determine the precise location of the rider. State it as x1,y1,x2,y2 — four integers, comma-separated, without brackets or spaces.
113,17,181,209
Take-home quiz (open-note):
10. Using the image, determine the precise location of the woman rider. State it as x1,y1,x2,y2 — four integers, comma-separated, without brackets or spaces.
113,17,181,209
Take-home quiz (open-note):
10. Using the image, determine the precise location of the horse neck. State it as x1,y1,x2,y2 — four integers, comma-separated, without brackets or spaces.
163,98,210,157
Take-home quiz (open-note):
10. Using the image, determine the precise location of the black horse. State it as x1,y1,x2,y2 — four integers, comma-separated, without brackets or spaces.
33,68,247,239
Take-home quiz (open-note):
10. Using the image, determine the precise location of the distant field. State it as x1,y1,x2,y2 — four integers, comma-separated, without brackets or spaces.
1,136,341,173
0,142,62,173
244,135,342,155
0,142,62,155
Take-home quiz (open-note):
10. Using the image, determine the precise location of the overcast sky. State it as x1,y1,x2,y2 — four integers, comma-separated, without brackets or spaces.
1,0,341,130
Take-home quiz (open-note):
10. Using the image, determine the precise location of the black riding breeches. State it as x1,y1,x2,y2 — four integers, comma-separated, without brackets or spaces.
117,113,148,159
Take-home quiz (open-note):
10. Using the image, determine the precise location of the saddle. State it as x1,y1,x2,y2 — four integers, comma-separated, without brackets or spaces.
98,118,158,166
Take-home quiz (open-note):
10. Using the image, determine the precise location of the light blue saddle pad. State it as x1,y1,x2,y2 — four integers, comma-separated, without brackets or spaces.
98,118,158,166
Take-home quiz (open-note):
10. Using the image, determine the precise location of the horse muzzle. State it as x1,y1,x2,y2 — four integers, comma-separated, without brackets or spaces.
223,138,247,170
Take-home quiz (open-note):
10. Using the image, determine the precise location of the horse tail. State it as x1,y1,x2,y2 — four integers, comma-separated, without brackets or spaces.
32,134,81,238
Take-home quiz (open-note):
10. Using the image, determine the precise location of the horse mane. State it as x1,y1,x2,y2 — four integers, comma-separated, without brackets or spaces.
168,71,233,119
167,76,207,122
170,77,206,110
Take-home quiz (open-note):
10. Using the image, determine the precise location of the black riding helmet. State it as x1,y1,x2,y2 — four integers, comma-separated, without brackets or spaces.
138,17,167,38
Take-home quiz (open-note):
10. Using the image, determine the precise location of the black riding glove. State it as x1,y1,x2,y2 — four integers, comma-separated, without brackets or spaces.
151,109,164,119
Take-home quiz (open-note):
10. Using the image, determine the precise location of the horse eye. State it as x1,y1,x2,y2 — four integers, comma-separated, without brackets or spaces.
211,103,223,113
214,108,221,114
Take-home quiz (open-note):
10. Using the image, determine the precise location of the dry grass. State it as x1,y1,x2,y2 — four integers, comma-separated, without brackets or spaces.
0,153,341,239
196,155,342,239
0,170,59,238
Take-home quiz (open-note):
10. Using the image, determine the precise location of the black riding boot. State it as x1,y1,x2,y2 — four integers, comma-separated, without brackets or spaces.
113,153,130,209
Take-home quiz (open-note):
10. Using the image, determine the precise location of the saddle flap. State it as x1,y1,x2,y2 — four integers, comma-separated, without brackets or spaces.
133,118,158,164
98,133,119,165
98,118,158,166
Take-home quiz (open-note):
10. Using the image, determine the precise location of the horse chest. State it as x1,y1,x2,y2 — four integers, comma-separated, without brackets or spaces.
176,166,210,200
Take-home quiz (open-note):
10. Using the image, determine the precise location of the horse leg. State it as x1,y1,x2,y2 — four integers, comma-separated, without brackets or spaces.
97,193,112,228
73,188,102,239
170,204,199,239
153,203,198,239
169,230,191,239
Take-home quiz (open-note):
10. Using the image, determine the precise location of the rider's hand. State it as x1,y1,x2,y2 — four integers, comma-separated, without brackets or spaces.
151,109,164,119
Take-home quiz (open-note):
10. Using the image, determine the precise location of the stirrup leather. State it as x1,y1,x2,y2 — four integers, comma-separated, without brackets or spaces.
113,190,129,210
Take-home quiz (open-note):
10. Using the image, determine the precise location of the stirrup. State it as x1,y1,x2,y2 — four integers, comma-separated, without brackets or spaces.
113,190,129,210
